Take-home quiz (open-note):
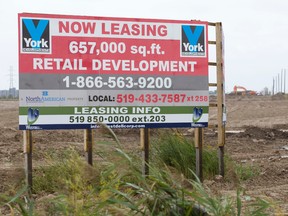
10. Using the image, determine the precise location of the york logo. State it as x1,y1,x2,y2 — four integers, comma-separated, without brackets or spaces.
22,19,50,53
181,25,205,57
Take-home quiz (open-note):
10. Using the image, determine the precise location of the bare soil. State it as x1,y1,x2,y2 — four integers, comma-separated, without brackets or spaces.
0,95,288,213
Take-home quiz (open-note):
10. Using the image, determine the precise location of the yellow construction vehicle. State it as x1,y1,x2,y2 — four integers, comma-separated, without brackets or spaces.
233,85,257,96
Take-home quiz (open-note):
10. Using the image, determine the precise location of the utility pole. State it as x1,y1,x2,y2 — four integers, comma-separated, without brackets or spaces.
281,69,283,93
9,66,14,89
272,77,274,95
285,69,286,94
8,66,15,97
278,73,280,93
275,76,278,94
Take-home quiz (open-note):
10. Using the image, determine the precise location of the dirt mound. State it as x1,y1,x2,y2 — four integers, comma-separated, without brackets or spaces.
271,93,287,100
234,126,288,140
273,124,288,130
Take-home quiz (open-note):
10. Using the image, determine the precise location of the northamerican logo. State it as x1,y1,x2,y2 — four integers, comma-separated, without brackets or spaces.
181,25,205,57
22,18,50,53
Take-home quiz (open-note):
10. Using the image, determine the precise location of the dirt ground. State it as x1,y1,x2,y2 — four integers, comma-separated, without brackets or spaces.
208,95,288,213
0,95,288,213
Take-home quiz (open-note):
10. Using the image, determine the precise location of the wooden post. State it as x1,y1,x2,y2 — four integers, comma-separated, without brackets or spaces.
84,129,93,166
218,126,226,176
23,130,33,192
194,128,204,182
216,22,226,176
140,128,150,176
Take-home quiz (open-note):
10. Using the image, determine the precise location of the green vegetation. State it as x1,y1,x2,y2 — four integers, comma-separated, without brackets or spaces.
235,164,260,181
33,147,100,194
152,130,218,179
0,130,276,215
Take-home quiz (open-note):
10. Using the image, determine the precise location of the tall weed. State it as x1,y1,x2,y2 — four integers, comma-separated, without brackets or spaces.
153,130,218,179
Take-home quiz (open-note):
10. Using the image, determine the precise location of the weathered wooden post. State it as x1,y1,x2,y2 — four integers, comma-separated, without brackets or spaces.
195,128,204,182
23,130,33,192
216,22,226,176
84,129,93,166
140,128,150,176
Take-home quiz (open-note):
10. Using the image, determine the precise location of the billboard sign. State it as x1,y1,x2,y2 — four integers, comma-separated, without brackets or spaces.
19,13,209,130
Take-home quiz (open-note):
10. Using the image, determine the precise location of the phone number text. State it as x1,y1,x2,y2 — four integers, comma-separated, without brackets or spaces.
63,76,172,89
116,94,208,103
69,115,166,123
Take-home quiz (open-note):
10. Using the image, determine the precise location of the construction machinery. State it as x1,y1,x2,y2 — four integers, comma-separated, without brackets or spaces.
233,85,257,96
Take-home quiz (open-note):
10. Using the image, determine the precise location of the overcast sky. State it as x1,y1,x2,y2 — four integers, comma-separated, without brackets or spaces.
0,0,287,92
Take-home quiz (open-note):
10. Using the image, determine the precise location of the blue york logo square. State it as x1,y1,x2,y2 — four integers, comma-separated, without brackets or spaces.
22,18,50,53
181,25,205,57
42,91,48,96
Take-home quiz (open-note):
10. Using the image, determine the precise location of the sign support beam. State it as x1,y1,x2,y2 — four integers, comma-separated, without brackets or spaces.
141,128,150,176
195,128,204,182
23,130,33,192
216,22,226,176
84,129,93,166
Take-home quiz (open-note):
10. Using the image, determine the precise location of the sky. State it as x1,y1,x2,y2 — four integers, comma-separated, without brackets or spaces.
0,0,287,93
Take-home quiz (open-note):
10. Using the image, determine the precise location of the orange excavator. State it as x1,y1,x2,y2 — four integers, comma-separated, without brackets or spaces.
233,85,257,96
